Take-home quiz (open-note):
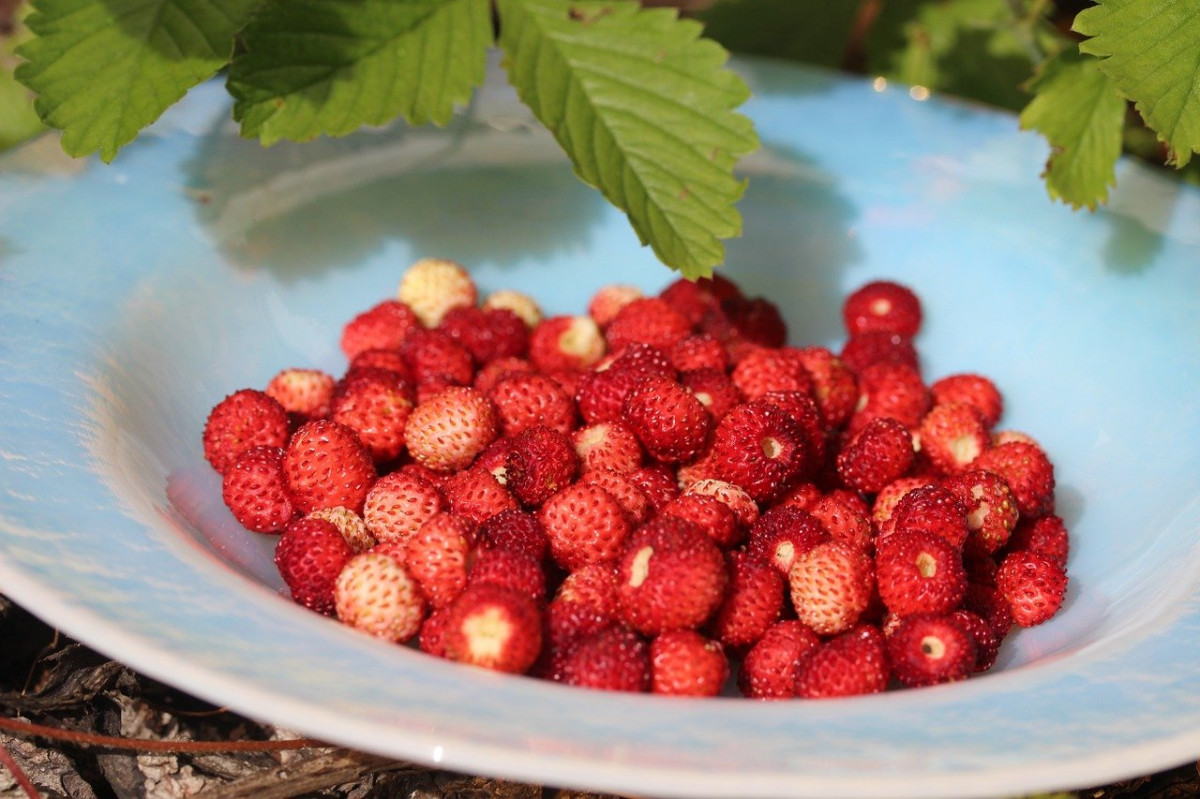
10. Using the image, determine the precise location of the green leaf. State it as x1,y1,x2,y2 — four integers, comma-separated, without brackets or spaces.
697,0,863,68
15,0,261,162
1019,48,1126,209
1075,0,1200,167
1,8,46,151
227,0,492,145
496,0,759,279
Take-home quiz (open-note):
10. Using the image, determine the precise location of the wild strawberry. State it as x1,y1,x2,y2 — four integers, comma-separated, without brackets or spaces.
621,375,712,464
484,288,543,328
439,306,529,365
886,613,975,688
221,446,297,533
721,295,788,348
535,598,616,682
794,626,889,699
738,619,820,699
950,608,1001,672
574,344,673,424
529,315,606,372
992,429,1041,447
996,550,1067,627
761,389,827,471
478,508,548,561
708,401,808,503
889,484,969,549
843,280,922,337
670,333,729,373
659,275,738,327
788,540,874,635
266,368,335,422
347,349,412,381
418,605,452,658
708,550,785,650
487,372,576,437
731,347,814,401
604,297,692,353
340,299,420,360
941,469,1019,554
588,284,643,327
871,476,936,529
397,257,477,327
203,389,292,474
840,331,920,376
472,357,535,394
617,516,727,636
674,444,720,490
399,328,475,389
650,630,729,697
405,512,476,609
329,367,414,464
362,470,445,545
772,481,822,511
963,582,1014,639
581,468,652,525
469,436,513,482
972,441,1056,517
275,517,356,615
282,420,376,514
334,552,426,643
917,402,989,475
555,561,621,614
405,386,498,473
442,465,519,524
685,478,759,527
680,368,741,422
307,506,374,553
836,417,915,494
628,464,681,512
875,530,967,617
572,421,643,475
467,546,547,606
538,482,631,570
442,584,542,674
851,362,930,432
747,505,831,575
794,347,859,431
505,426,580,507
661,493,742,549
807,493,873,552
1008,514,1070,568
561,625,650,692
931,373,1003,429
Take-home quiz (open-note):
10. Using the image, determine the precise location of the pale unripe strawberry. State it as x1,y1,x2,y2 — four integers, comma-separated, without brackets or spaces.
363,470,446,545
588,284,643,328
788,540,874,636
307,506,375,553
335,552,427,643
405,387,499,473
397,257,477,327
266,368,335,421
484,289,543,328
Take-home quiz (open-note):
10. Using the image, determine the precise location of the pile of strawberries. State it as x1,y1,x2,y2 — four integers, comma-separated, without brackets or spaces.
202,258,1069,698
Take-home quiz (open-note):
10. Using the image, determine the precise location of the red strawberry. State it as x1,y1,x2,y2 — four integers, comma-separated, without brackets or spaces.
840,331,920,376
787,540,874,636
472,356,535,394
505,426,580,507
721,295,788,348
221,446,297,533
330,367,414,464
588,284,644,328
738,619,820,699
442,584,543,673
941,469,1019,554
529,315,606,372
362,470,445,545
203,389,291,474
931,373,1004,429
561,625,650,693
886,613,975,687
535,597,617,682
1008,514,1070,568
917,402,989,475
442,465,519,525
661,493,742,549
871,476,936,529
795,347,859,431
731,347,814,401
418,605,453,658
747,505,831,576
685,478,759,528
572,421,643,475
772,481,822,511
340,299,420,360
659,275,739,327
708,401,809,503
555,561,621,617
807,493,873,552
574,344,673,424
400,328,475,389
604,297,692,353
405,512,477,609
963,582,1014,639
347,348,412,381
850,362,930,432
875,530,967,617
972,441,1056,517
889,484,970,549
306,506,375,553
538,482,631,570
581,467,652,525
334,552,427,643
836,417,915,494
405,386,499,473
760,389,827,472
627,464,681,513
621,374,712,464
478,508,548,561
794,626,889,699
950,608,1002,672
680,368,741,422
397,257,477,327
650,630,729,697
275,517,356,615
996,550,1067,627
266,368,335,422
842,280,922,337
670,333,730,373
483,288,542,328
708,550,785,650
488,372,577,437
438,306,529,365
282,420,377,514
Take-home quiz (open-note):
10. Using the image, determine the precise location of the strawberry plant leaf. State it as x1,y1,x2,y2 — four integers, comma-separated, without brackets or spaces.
1019,48,1126,209
227,0,492,145
496,0,759,279
14,0,261,162
1,8,45,152
1074,0,1200,167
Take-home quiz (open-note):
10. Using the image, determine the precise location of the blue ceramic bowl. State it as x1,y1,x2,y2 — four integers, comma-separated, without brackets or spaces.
1,58,1199,798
